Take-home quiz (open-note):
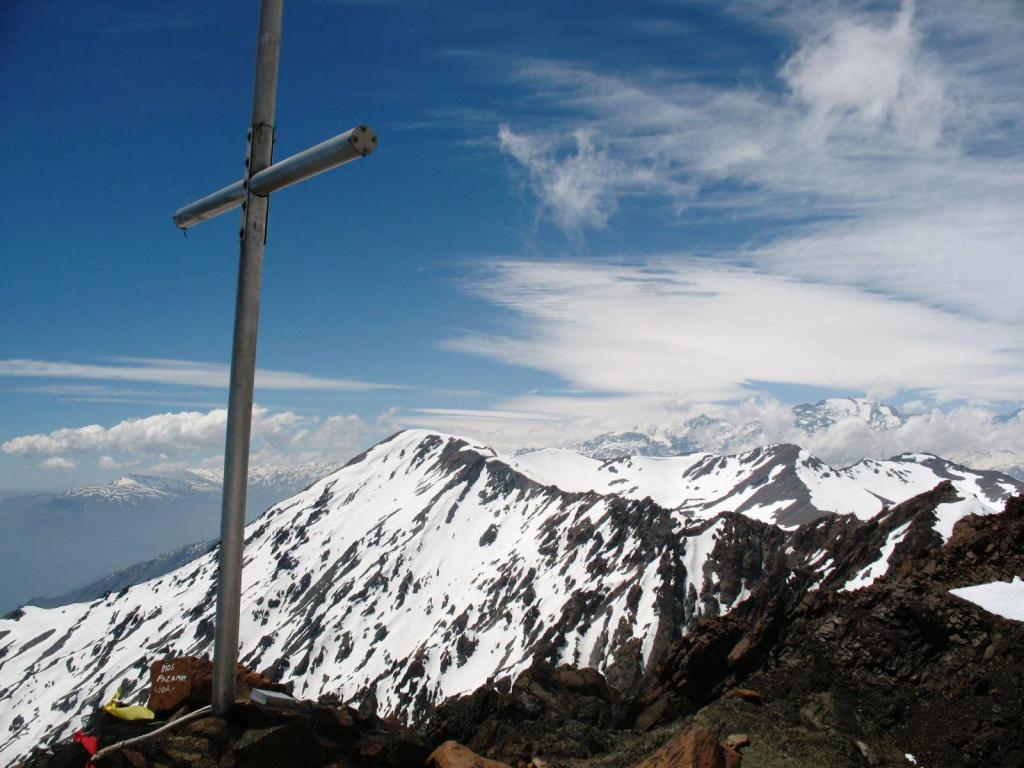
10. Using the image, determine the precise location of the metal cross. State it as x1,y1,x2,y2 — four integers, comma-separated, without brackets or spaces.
172,0,377,713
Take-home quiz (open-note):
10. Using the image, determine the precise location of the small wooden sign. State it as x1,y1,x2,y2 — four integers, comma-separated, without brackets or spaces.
147,657,192,713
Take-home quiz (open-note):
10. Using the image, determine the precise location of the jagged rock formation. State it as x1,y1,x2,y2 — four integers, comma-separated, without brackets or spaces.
629,489,1024,767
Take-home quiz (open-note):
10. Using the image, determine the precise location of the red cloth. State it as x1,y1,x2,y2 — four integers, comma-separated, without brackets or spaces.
72,730,98,768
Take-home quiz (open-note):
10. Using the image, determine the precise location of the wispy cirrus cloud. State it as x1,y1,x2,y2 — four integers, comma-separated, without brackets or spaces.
0,357,405,392
495,0,1024,326
412,407,564,422
497,125,669,231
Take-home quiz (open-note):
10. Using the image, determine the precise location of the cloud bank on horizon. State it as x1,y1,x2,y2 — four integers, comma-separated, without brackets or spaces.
3,399,1024,482
0,407,382,477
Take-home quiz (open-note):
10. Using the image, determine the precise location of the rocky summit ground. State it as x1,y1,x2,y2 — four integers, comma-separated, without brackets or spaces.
17,487,1024,768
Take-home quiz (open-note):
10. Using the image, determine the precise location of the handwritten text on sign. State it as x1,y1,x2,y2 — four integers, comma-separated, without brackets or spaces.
147,657,193,712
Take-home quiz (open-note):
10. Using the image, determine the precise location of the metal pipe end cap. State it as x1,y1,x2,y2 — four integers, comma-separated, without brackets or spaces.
349,125,378,157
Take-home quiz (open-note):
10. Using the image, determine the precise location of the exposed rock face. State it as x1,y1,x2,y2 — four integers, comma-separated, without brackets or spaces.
420,490,1024,768
518,442,1020,528
631,490,1024,767
2,432,838,763
17,490,1024,767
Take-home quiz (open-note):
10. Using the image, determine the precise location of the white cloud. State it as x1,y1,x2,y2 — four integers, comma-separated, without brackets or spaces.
782,404,1024,469
782,1,948,147
443,259,1022,404
0,407,389,471
0,357,404,392
98,455,130,471
39,457,75,471
413,407,565,423
2,409,229,459
498,125,662,231
494,0,1024,328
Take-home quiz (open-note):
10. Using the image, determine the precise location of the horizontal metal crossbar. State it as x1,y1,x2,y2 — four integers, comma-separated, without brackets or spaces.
173,124,377,229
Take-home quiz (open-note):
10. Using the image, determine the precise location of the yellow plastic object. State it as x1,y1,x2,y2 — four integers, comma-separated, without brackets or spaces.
102,687,156,721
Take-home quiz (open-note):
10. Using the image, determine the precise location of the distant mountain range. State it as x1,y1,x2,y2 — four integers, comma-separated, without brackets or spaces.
0,463,337,614
1,429,1020,764
570,397,1024,480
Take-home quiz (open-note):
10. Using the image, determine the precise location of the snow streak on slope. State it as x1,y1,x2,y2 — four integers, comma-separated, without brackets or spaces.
0,431,765,765
841,521,913,592
517,445,1020,527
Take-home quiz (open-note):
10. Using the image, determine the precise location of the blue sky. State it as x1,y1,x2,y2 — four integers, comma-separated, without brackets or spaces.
2,0,1023,488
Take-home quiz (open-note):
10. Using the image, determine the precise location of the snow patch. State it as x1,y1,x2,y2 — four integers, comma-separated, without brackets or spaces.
933,496,994,543
841,521,912,592
949,577,1024,622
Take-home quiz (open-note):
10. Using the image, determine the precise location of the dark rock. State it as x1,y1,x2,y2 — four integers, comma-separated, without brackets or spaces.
232,718,321,768
424,663,621,765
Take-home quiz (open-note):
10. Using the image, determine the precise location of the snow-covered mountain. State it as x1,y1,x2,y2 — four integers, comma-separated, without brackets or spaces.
571,397,1024,480
791,398,904,433
570,397,900,459
0,463,338,614
1,430,1020,764
516,444,1018,527
569,416,763,460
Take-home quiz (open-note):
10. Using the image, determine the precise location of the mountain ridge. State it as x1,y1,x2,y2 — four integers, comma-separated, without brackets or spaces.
1,429,1021,765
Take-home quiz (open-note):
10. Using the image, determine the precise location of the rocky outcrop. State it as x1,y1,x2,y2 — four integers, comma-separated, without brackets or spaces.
424,489,1024,768
424,665,622,766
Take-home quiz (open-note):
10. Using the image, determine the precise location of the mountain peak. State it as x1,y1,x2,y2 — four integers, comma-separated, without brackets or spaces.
792,397,904,433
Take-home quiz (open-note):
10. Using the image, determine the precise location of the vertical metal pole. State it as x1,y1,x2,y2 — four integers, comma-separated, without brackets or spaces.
212,0,283,714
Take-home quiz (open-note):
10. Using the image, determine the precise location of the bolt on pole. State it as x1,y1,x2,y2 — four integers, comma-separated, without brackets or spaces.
211,0,283,714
